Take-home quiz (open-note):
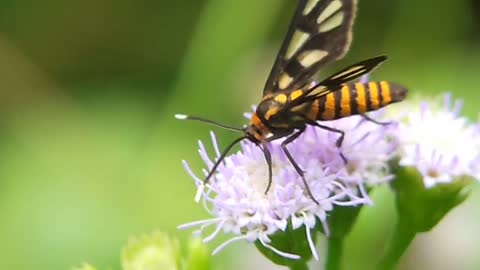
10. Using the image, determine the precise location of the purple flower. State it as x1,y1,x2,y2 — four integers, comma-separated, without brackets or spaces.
179,111,397,259
391,93,480,187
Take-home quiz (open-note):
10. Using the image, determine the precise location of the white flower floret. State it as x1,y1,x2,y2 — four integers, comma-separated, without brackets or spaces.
179,110,398,259
392,93,480,187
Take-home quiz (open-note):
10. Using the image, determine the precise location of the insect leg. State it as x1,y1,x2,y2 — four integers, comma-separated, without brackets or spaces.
261,141,273,195
308,120,347,163
360,113,391,125
281,128,320,205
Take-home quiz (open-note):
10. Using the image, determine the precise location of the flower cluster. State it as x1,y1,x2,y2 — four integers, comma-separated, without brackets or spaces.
179,113,397,259
390,93,480,187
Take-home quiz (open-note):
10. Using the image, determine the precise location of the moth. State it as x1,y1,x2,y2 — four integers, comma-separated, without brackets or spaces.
177,0,407,204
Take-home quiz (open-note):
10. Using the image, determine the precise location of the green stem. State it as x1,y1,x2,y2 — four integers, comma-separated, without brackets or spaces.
325,237,344,270
376,219,416,270
289,262,309,270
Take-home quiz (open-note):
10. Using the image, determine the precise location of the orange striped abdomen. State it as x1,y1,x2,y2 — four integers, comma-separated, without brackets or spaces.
311,81,407,121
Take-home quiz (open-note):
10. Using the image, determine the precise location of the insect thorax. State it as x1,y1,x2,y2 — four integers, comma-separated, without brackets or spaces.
255,89,311,131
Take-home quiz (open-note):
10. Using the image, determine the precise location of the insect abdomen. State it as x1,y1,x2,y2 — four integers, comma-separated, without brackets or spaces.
311,81,407,121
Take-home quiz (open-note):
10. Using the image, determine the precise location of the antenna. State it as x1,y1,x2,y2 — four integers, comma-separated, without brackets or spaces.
193,135,246,202
175,114,243,132
176,114,247,202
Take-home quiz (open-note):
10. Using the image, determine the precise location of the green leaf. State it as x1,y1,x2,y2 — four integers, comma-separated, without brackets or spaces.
391,166,473,233
255,220,316,268
322,204,364,238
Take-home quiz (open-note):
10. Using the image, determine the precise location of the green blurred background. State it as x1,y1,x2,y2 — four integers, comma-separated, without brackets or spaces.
0,0,479,269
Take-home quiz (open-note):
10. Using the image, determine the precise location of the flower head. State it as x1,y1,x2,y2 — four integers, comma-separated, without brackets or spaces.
392,93,480,187
179,111,398,260
122,231,181,270
72,263,97,270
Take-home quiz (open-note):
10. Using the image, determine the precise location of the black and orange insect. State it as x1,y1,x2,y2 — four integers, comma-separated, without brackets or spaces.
177,0,407,204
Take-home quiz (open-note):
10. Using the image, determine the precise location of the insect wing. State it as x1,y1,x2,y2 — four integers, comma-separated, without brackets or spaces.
263,0,358,95
304,55,388,99
279,55,387,112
